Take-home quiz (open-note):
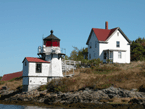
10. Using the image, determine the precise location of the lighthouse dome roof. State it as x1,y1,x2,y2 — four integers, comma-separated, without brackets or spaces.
43,30,60,41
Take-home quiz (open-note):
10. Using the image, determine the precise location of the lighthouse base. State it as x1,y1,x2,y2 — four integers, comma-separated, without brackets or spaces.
22,76,63,92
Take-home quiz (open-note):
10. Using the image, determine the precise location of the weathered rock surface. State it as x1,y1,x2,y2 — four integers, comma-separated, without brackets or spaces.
0,86,145,105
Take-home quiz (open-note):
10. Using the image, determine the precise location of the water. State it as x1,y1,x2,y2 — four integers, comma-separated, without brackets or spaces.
0,104,65,109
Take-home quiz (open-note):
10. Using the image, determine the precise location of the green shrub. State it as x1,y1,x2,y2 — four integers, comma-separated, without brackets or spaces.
38,85,47,91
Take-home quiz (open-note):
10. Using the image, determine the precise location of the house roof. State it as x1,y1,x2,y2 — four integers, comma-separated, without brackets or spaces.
22,57,50,63
43,30,60,41
86,27,131,45
1,71,23,81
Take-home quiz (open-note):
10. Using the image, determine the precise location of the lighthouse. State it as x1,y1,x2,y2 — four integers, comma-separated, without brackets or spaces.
38,30,65,80
22,30,65,92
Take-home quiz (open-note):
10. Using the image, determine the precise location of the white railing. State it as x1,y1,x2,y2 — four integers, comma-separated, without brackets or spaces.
62,60,81,77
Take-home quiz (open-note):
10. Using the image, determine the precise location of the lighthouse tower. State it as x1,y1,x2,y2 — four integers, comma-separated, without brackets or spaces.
38,30,65,81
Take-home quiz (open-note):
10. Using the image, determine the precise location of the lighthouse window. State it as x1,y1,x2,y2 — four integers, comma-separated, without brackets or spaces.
36,63,41,73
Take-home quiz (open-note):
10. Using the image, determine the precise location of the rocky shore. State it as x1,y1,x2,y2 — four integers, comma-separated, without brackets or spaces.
1,86,145,108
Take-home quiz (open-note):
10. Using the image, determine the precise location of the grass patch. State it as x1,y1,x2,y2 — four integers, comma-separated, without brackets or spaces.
8,76,23,82
139,71,145,77
94,65,121,72
80,68,92,74
93,71,110,74
80,64,121,75
0,81,5,85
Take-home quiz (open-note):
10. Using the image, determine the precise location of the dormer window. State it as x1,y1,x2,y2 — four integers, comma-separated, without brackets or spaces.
116,41,120,47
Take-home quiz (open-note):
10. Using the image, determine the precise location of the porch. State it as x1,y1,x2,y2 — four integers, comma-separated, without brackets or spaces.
103,49,126,63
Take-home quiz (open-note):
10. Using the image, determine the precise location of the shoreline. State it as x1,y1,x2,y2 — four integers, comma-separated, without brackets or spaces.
0,100,145,109
1,86,145,108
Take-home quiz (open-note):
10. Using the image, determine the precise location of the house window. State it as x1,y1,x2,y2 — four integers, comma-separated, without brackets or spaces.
95,41,97,48
117,32,119,36
104,52,107,59
118,51,121,58
36,63,42,73
116,41,120,47
89,54,91,59
90,42,92,49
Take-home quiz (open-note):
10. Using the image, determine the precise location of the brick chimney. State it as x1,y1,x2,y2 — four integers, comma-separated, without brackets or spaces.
105,21,108,29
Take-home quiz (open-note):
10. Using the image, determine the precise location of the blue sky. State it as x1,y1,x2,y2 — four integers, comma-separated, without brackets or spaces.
0,0,145,76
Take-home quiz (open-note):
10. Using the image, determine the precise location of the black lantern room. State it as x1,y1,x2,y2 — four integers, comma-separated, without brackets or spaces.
43,30,60,47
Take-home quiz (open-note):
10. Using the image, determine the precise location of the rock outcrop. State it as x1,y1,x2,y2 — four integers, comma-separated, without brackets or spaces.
0,86,145,105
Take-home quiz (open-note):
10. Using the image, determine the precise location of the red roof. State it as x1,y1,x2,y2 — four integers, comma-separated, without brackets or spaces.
92,28,117,41
86,27,131,45
1,71,23,81
23,57,50,63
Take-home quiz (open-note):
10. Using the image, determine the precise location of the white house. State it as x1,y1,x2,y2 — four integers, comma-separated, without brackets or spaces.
86,21,131,63
22,30,65,92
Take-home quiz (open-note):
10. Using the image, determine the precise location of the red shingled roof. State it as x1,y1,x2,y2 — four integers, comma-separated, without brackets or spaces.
86,27,131,45
1,71,23,81
86,28,118,45
23,57,50,63
92,28,117,41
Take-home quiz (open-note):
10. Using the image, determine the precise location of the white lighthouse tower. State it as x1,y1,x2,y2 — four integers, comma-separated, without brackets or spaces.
38,30,65,81
22,30,65,92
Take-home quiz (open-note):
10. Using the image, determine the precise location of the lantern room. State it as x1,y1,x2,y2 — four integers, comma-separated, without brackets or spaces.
43,30,60,47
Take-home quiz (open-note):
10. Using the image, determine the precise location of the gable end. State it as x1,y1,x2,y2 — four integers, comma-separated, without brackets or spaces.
118,28,132,44
86,29,93,45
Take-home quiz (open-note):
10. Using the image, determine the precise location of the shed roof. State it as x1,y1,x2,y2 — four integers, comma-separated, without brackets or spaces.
1,71,23,81
22,57,50,63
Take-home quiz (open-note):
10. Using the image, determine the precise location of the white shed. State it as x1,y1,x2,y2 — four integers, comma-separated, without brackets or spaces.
22,57,50,92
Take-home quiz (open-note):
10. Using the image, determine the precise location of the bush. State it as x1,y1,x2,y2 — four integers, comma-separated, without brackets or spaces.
38,85,47,91
88,58,103,68
47,78,79,92
138,84,145,92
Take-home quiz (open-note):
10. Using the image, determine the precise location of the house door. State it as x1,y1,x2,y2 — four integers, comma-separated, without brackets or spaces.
109,51,113,63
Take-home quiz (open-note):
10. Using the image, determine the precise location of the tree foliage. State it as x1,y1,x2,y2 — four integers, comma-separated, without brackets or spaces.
69,46,87,61
131,37,145,61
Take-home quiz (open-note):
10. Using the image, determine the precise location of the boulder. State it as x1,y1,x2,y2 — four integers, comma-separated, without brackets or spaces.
2,86,7,90
129,98,144,104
